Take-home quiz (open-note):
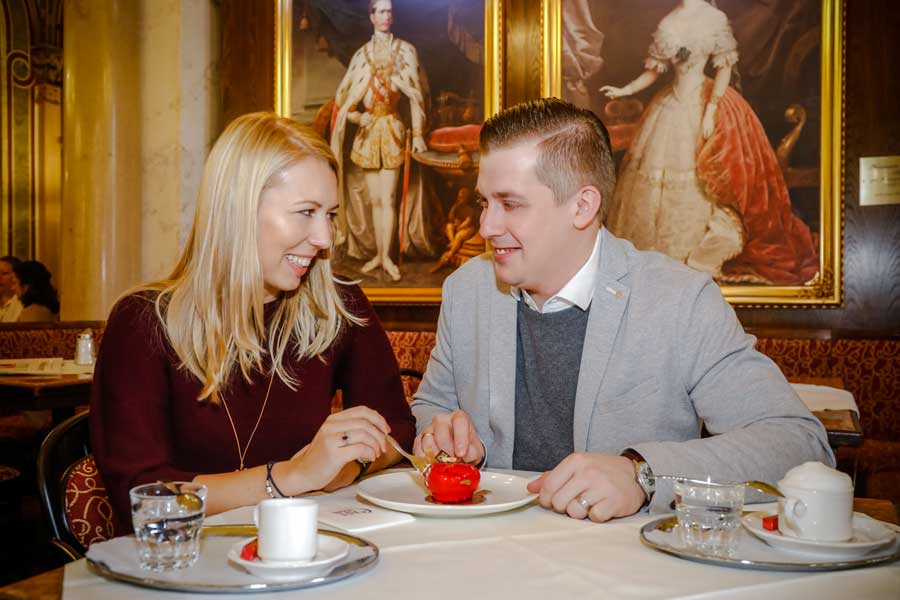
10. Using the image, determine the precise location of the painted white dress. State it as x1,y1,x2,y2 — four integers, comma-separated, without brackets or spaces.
606,5,742,276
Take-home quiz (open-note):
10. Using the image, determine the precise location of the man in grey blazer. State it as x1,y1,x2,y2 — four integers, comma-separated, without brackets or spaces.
410,98,833,520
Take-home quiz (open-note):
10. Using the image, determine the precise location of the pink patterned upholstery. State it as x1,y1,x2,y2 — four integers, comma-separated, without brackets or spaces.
63,456,121,549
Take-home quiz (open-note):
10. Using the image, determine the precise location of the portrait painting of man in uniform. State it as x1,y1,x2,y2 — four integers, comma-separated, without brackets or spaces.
279,0,501,303
544,0,843,306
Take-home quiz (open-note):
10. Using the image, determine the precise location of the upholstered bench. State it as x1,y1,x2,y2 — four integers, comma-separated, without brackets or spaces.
2,324,895,505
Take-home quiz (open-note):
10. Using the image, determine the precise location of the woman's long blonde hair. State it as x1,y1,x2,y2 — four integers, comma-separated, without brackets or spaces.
139,112,362,403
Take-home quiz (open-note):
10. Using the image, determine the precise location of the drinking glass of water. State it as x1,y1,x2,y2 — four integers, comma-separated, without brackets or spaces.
674,478,744,557
130,482,207,571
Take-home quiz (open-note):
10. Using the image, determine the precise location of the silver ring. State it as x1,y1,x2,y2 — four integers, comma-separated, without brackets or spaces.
341,432,350,446
575,494,592,511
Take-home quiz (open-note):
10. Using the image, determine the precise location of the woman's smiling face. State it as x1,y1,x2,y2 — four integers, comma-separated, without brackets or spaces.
256,157,338,302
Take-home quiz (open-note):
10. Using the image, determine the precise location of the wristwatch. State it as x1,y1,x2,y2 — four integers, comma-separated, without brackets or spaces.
622,449,655,507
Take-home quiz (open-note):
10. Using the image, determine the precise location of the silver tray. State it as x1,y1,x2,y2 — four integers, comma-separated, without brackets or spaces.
86,529,377,594
640,515,900,572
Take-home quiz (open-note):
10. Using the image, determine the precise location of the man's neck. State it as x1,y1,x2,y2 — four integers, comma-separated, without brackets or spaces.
373,31,392,42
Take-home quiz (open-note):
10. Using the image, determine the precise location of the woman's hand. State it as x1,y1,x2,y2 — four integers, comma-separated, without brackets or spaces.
285,406,389,492
600,85,629,99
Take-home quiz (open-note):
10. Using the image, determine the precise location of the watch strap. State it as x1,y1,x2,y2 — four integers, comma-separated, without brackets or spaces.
622,449,654,507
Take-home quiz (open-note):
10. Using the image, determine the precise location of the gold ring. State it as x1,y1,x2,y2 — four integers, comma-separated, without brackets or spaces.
422,432,435,438
341,432,351,446
575,494,592,511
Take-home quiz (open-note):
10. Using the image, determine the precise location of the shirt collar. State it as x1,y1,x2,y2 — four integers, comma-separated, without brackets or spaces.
512,229,603,314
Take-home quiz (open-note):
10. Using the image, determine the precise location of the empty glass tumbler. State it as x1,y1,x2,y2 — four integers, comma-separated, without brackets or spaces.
130,482,207,571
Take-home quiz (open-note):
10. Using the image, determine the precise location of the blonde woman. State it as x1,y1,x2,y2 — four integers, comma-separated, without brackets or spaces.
91,112,413,531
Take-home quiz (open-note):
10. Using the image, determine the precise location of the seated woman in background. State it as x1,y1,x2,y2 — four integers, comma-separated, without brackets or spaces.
13,260,60,322
91,112,414,531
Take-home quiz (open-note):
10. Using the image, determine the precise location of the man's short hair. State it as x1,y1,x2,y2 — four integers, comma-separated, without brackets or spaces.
479,97,616,223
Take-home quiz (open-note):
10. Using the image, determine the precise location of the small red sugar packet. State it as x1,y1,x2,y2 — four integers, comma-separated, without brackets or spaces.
762,514,779,531
240,539,259,561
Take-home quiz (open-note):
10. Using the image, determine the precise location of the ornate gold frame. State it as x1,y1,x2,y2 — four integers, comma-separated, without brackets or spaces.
541,0,844,307
275,0,504,304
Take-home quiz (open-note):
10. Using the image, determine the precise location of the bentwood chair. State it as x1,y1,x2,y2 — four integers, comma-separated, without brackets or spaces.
36,411,120,561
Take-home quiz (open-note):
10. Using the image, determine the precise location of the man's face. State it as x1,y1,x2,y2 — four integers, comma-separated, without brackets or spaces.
477,141,580,301
0,261,14,296
370,0,393,33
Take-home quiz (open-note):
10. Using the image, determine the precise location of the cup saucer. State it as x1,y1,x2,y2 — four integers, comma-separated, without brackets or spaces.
227,535,350,582
742,511,898,558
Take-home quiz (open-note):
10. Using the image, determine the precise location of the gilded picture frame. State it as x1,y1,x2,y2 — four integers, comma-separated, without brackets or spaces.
276,0,503,304
542,0,844,307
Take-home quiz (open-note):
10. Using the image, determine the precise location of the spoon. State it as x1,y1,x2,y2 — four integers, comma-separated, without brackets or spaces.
651,475,784,498
159,480,204,512
386,434,432,475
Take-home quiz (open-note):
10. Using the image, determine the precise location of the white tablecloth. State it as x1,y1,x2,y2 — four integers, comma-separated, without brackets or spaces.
62,471,900,600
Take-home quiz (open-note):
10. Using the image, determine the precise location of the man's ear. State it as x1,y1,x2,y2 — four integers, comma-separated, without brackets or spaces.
572,185,603,229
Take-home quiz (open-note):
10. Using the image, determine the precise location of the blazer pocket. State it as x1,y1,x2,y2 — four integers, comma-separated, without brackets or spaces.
599,377,661,415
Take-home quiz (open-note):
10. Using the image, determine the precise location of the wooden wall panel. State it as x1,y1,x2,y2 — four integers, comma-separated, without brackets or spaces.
736,0,900,333
220,0,275,127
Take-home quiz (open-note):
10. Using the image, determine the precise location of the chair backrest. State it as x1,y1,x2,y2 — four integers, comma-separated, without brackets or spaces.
36,411,119,558
61,455,118,550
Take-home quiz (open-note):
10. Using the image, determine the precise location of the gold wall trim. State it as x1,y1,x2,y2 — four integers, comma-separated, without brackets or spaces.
275,0,291,117
541,0,561,99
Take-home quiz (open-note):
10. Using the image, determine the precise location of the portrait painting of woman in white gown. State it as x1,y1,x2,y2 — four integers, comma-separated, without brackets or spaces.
600,0,819,286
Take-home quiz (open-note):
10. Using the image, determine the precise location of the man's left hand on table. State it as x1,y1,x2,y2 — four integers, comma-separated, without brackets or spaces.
527,453,646,522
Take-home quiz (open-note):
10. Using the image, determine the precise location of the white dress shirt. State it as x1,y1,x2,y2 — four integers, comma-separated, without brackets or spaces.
512,229,603,314
0,295,23,322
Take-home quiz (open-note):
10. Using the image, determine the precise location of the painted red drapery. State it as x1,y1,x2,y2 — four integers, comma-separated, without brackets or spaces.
696,86,819,285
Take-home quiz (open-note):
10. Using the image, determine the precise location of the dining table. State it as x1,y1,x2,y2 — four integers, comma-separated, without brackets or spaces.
0,373,91,426
2,470,898,600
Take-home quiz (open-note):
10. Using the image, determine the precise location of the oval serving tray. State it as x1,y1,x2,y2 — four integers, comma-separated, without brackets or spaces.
86,529,377,593
639,515,900,572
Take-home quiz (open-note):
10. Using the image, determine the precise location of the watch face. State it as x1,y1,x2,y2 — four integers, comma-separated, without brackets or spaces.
638,462,655,494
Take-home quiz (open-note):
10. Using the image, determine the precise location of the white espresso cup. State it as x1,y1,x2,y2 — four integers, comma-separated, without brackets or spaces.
777,461,853,542
253,498,318,563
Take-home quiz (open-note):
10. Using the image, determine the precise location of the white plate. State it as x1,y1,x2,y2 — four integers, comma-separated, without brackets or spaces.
742,512,898,558
357,470,537,517
227,535,350,582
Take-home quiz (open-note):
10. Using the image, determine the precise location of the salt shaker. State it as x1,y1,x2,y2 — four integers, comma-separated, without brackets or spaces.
74,329,95,366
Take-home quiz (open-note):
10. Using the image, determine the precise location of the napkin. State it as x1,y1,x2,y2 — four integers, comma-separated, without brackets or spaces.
790,383,859,415
315,494,415,533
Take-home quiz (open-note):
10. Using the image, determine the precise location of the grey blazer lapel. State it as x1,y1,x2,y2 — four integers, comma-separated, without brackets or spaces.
573,232,631,452
488,281,518,467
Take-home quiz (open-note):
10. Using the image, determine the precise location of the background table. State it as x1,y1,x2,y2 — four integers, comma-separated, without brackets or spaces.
0,375,91,425
787,376,863,449
2,475,898,600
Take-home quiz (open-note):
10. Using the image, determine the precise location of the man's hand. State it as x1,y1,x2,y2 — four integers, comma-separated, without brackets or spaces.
413,410,484,465
526,453,645,522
